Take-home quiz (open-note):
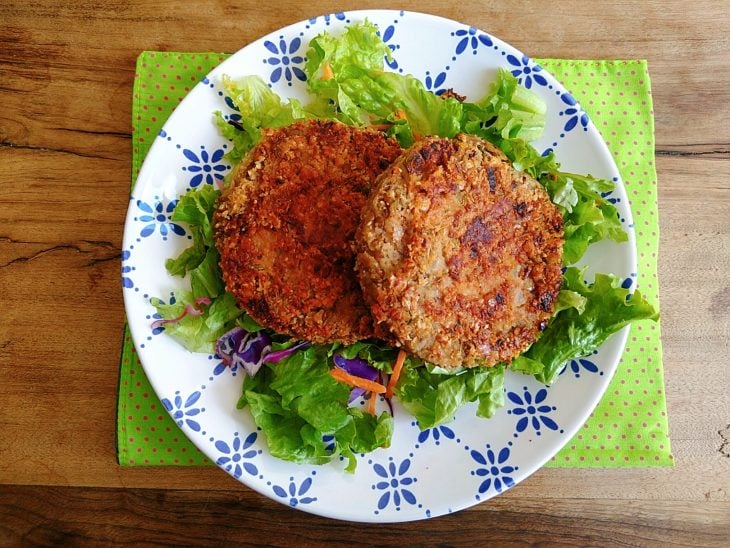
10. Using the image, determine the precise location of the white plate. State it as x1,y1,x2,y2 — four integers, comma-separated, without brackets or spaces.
122,10,636,522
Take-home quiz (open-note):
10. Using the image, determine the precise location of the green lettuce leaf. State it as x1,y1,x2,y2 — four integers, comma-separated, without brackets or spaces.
269,346,352,432
154,184,260,351
215,74,312,162
304,20,394,124
467,67,547,143
512,267,659,385
164,185,220,278
164,228,206,278
239,366,332,465
164,186,224,300
189,246,224,299
395,364,506,429
304,21,464,144
238,344,393,471
151,290,243,353
542,172,628,264
507,355,545,376
169,184,219,240
378,72,463,141
334,409,394,470
554,289,588,314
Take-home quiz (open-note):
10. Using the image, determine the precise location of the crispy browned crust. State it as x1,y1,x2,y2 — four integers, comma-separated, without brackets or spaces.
356,134,564,368
214,119,402,344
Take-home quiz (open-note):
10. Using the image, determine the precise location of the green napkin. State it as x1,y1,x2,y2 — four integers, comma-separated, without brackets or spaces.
118,52,672,468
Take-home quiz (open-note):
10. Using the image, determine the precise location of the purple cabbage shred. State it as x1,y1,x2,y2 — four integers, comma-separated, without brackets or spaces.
333,354,380,404
215,327,272,377
215,328,312,377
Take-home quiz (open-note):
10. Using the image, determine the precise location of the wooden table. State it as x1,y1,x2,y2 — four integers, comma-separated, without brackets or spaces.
1,0,729,544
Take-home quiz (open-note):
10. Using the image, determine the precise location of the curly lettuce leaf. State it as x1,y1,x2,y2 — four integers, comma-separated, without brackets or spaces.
457,69,549,177
304,21,464,143
512,267,659,385
151,290,243,353
554,289,588,314
239,366,331,465
214,75,312,162
542,172,628,264
395,364,506,429
499,139,559,177
238,344,393,471
335,408,394,466
164,229,206,278
304,20,394,124
189,246,224,299
378,72,463,141
164,186,224,299
305,31,546,148
164,184,219,280
153,184,260,351
169,184,219,239
465,67,547,143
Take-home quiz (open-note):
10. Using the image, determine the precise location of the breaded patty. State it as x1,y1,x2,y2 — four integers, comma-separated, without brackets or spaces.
214,119,402,344
356,134,564,368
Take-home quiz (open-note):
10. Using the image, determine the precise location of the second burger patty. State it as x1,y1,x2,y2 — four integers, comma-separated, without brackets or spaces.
214,119,403,344
356,134,565,368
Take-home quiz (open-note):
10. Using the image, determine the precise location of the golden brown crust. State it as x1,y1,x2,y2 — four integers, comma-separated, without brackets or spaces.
214,119,402,344
356,134,564,368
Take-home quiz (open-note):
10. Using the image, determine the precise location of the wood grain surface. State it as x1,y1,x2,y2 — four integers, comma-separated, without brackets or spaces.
1,0,729,545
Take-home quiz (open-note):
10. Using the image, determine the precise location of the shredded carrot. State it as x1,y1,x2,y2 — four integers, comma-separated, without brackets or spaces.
369,123,394,131
367,391,377,416
394,109,406,120
321,62,334,81
330,367,387,394
386,349,407,398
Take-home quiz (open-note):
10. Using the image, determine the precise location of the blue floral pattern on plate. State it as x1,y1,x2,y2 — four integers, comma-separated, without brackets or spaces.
507,387,562,436
424,70,448,95
161,390,205,432
146,293,175,337
468,443,518,498
507,54,548,89
308,12,347,26
263,36,306,86
371,457,418,513
379,23,401,70
272,474,318,507
133,197,185,241
415,422,456,446
452,26,493,56
559,92,590,134
121,249,135,289
222,95,242,123
214,432,261,478
561,355,603,378
181,145,229,187
210,353,241,378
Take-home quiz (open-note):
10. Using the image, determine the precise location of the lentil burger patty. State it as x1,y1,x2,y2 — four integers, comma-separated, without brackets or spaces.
356,134,564,368
214,119,402,344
